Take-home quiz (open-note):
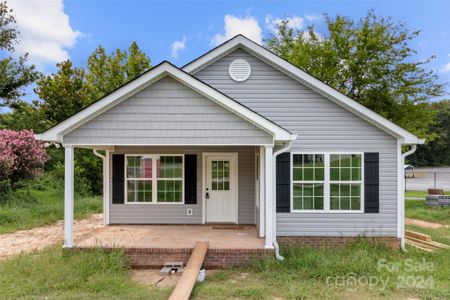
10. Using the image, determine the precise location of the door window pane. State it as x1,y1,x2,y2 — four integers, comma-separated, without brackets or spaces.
211,160,230,191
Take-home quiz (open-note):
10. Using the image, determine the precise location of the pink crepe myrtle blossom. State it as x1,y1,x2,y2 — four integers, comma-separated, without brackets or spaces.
0,130,48,183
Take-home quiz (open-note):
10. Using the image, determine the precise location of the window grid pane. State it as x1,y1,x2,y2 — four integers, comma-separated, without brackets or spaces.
330,154,361,181
211,160,230,191
330,183,361,211
127,156,152,179
293,183,324,210
127,179,152,202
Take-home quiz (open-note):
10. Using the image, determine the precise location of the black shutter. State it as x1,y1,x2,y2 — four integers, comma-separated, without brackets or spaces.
276,152,291,212
364,152,379,213
184,154,197,204
112,154,125,204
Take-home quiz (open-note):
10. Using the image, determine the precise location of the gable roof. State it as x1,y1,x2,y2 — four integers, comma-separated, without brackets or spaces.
183,35,424,145
36,61,296,144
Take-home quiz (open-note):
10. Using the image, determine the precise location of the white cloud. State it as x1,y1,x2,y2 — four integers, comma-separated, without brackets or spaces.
171,35,187,59
441,62,450,73
304,13,323,22
265,15,304,35
8,0,81,66
212,15,263,45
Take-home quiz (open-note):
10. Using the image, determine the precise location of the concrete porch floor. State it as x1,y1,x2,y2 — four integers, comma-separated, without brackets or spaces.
75,224,265,250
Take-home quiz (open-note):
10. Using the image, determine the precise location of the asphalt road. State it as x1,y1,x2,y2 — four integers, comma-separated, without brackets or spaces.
405,167,450,191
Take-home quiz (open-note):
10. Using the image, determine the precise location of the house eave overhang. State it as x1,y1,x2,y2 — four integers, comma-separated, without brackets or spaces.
182,35,423,146
35,61,295,144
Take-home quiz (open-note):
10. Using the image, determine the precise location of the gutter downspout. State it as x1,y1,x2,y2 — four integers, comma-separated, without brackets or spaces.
93,150,107,226
272,140,294,261
400,144,417,251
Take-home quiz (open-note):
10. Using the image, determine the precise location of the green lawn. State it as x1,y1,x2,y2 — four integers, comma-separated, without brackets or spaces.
0,174,102,234
1,241,448,299
405,199,450,225
0,247,169,300
405,190,450,198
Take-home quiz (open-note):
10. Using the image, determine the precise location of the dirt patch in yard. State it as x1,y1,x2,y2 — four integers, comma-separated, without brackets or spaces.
405,218,449,229
0,214,103,260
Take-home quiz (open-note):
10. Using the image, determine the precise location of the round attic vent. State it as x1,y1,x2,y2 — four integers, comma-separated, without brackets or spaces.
228,59,251,82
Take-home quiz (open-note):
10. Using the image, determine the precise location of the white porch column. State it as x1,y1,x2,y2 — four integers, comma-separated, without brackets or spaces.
104,151,110,225
64,146,74,248
259,146,265,237
264,145,274,249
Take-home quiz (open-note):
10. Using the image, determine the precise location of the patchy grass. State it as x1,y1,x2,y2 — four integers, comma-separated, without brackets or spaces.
406,224,450,245
1,240,448,299
193,240,450,299
405,200,450,225
405,190,450,199
0,173,102,234
0,247,168,299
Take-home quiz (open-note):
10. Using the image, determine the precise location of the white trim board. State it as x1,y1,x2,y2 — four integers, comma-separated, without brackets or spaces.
183,35,424,145
36,62,296,143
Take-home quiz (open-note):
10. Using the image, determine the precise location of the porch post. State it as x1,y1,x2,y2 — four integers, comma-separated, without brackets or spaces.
264,145,274,249
259,146,265,237
64,146,74,248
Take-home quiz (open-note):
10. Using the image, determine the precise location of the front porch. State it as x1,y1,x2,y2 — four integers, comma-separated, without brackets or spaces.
73,224,272,268
76,224,264,249
62,145,279,251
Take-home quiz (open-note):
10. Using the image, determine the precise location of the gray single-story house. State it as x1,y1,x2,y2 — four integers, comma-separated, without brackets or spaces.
37,35,423,252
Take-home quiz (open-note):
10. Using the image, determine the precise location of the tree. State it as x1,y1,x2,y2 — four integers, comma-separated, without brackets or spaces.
86,42,151,101
0,2,38,107
409,100,450,166
266,10,445,139
0,100,47,132
34,60,90,126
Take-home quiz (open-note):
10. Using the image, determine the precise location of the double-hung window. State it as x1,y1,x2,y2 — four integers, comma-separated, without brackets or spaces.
125,154,184,204
292,154,325,210
126,155,153,203
291,153,363,212
330,154,362,211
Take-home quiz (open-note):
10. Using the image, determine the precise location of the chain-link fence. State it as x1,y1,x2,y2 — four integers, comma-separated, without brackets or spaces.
405,168,450,191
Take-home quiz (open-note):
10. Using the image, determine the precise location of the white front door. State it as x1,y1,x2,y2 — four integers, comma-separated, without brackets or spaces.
205,153,238,223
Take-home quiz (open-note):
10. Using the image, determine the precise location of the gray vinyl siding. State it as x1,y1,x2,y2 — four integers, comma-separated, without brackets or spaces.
194,48,399,237
63,76,272,145
108,146,256,225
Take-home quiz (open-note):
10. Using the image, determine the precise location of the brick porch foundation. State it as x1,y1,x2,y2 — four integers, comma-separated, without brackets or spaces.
277,236,401,249
71,247,274,268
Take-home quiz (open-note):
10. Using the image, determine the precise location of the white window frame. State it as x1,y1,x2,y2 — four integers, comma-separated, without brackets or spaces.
124,154,185,205
290,152,364,213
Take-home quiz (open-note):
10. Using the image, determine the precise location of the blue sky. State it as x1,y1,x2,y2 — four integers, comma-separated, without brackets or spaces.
8,0,450,101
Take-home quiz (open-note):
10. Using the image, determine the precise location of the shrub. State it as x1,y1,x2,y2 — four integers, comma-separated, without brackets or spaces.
0,130,48,199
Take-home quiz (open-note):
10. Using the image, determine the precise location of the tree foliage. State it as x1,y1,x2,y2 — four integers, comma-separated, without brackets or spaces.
86,42,151,102
34,60,90,126
409,100,450,166
266,10,445,139
0,2,38,107
35,42,151,128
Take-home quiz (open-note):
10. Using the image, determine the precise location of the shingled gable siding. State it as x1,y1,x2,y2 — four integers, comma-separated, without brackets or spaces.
194,49,398,237
108,146,257,225
63,76,272,145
